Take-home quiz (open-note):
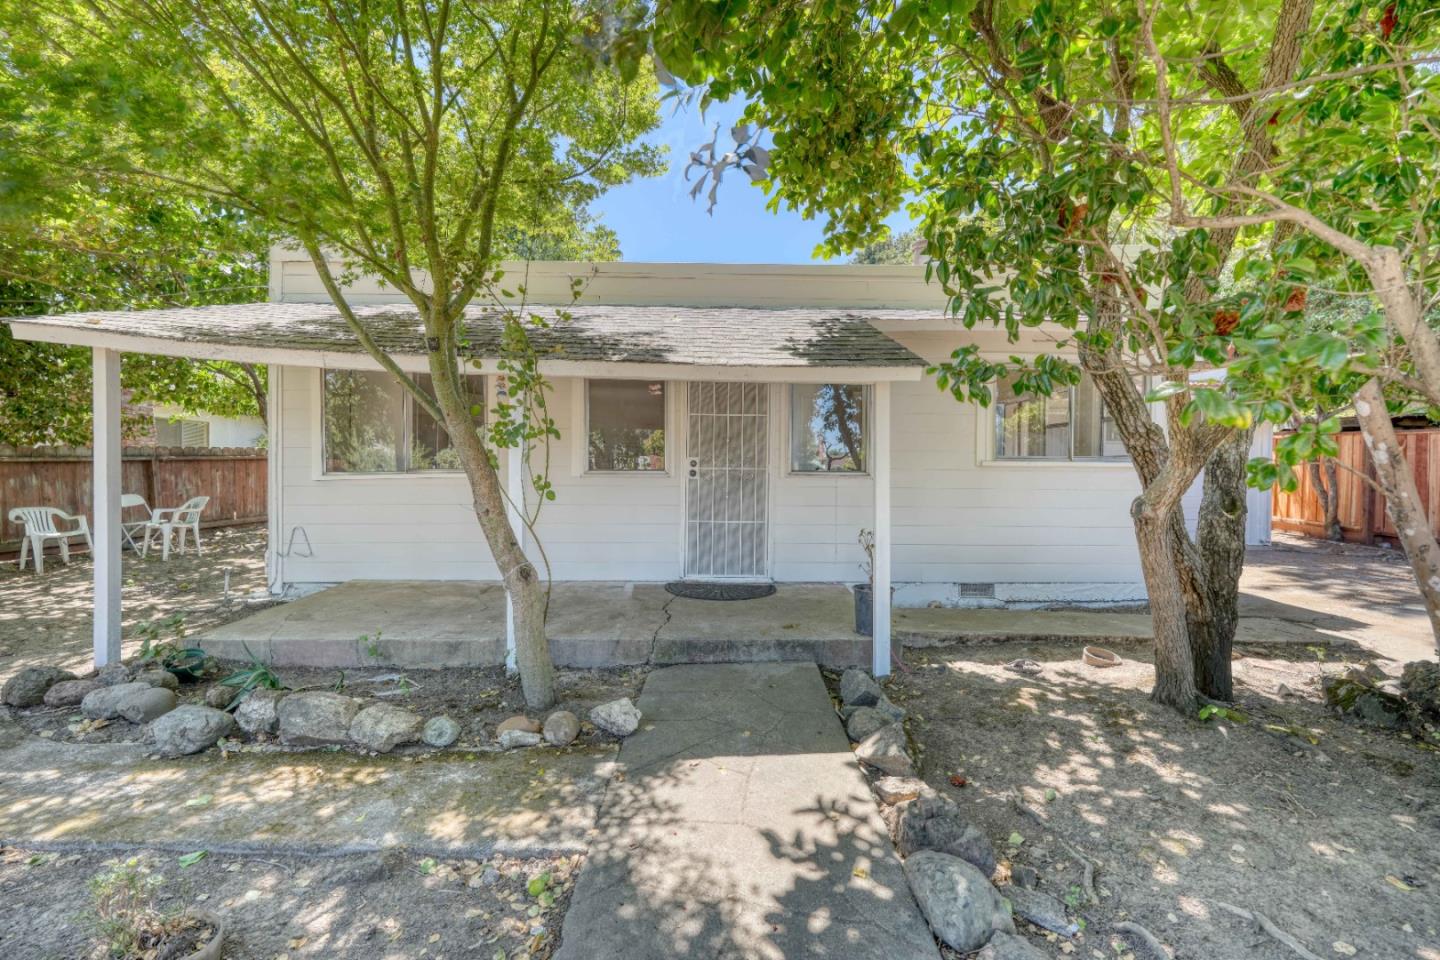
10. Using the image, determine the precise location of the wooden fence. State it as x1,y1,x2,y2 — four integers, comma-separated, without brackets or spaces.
1,446,266,554
1271,428,1440,544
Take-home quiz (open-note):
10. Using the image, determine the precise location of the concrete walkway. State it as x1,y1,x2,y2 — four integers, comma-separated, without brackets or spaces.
555,663,939,960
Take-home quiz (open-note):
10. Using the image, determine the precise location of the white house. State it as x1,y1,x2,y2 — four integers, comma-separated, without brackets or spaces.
4,249,1270,675
150,404,266,448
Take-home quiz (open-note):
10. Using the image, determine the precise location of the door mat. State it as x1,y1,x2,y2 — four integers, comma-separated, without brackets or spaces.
664,581,777,601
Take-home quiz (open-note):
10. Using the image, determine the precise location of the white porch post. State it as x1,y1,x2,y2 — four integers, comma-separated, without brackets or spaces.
502,379,524,672
92,348,123,667
871,380,892,676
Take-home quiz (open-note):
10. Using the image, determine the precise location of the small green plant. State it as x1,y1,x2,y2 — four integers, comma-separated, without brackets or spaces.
215,644,284,709
361,630,384,660
88,858,169,957
133,613,187,664
332,669,347,692
1198,704,1249,724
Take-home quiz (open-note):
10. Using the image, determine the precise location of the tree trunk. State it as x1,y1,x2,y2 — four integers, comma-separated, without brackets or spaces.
1354,378,1440,654
1133,496,1200,710
1191,427,1252,700
428,349,557,709
1309,456,1342,541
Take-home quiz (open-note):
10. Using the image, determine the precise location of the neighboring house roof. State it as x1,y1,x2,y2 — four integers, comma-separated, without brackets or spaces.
4,302,931,372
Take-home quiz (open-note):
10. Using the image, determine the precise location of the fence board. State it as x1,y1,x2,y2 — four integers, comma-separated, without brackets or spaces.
1272,428,1440,544
1,446,266,553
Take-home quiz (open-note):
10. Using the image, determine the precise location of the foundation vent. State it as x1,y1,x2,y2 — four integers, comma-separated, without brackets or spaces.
960,582,996,599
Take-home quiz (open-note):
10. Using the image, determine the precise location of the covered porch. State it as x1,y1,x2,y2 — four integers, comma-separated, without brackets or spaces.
197,580,873,669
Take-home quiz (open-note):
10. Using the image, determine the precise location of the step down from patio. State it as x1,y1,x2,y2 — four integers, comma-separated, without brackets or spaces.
554,662,940,960
198,581,871,669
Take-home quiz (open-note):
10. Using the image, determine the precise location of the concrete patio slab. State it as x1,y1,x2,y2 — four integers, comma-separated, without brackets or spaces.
199,581,872,669
0,721,613,857
554,662,940,960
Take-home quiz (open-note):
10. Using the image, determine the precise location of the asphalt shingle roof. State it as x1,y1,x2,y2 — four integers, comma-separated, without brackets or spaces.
6,302,933,369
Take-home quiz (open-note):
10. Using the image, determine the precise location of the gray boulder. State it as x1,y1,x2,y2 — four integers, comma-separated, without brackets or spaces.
845,706,894,743
854,724,914,777
234,688,285,735
497,715,542,735
840,668,882,707
278,691,360,746
82,682,154,720
498,729,542,749
977,932,1049,960
1323,676,1407,729
132,668,180,691
904,850,1015,953
543,710,580,747
1401,660,1440,718
205,685,237,710
151,705,235,757
1002,887,1076,937
43,679,102,708
873,776,933,805
3,667,77,707
117,687,178,724
96,663,132,686
349,703,423,753
422,716,461,748
589,698,642,738
897,795,997,876
1009,864,1039,889
874,694,907,723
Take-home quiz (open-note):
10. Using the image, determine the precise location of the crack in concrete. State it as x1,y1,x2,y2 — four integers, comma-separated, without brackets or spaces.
648,593,678,664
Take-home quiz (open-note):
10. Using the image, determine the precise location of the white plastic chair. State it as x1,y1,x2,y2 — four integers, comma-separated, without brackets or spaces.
120,494,153,552
141,495,210,561
9,507,93,575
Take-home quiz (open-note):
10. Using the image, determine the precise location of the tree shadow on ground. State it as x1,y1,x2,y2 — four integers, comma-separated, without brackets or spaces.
885,642,1440,960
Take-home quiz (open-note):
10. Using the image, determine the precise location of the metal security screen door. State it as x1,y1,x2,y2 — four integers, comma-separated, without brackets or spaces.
685,382,770,579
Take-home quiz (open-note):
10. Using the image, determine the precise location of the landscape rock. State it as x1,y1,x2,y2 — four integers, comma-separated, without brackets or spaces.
874,694,907,723
589,698,642,738
3,667,77,707
150,705,235,757
845,706,895,743
497,715,542,736
1401,660,1440,718
840,668,882,707
543,710,580,747
278,691,360,746
873,776,933,805
42,679,102,708
234,688,285,736
896,795,997,876
117,687,178,724
1323,676,1407,729
82,682,154,720
1009,864,1039,889
854,724,914,777
205,685,237,709
498,729,543,749
133,668,180,691
1002,886,1076,937
422,716,461,748
96,663,132,686
349,703,423,753
904,849,1015,953
977,932,1049,960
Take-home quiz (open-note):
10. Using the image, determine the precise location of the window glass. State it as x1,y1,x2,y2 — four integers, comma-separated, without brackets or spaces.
323,369,484,473
587,380,666,471
994,374,1128,460
790,384,867,473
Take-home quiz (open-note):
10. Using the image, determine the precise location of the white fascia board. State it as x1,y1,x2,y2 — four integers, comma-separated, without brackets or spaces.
7,319,926,382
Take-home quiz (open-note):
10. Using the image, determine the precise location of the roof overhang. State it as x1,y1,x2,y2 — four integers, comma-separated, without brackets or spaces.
5,302,933,382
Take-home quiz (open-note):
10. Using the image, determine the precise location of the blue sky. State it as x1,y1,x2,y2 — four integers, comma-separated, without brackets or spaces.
591,97,910,264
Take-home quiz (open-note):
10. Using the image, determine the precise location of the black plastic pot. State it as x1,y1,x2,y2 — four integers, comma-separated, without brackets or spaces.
854,583,873,636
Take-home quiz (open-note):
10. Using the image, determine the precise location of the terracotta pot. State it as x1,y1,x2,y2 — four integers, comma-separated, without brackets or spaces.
1082,646,1121,668
183,911,225,960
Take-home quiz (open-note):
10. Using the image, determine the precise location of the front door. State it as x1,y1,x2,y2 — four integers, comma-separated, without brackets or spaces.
684,382,769,579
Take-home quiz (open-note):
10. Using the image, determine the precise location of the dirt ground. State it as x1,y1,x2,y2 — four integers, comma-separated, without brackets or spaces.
0,845,580,960
0,524,271,684
878,637,1440,960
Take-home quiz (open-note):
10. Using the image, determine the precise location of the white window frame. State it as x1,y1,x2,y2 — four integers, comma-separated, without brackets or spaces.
311,367,490,481
570,377,674,478
975,361,1138,469
785,382,873,478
